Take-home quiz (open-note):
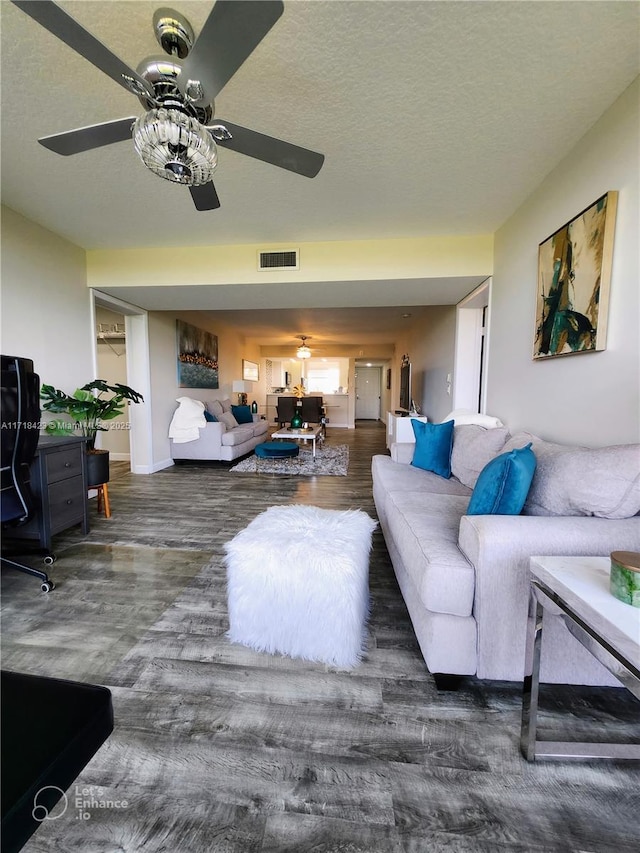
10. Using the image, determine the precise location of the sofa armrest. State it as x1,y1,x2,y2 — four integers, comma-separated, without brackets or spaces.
458,514,640,679
390,442,414,464
170,422,224,459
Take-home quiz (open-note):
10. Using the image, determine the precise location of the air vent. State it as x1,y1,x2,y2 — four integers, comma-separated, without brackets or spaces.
257,249,299,270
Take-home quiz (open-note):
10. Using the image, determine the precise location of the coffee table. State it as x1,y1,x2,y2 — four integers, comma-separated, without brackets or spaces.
521,556,640,762
271,424,324,458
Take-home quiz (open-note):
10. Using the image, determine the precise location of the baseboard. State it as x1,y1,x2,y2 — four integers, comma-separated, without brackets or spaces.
108,452,131,461
129,458,174,475
151,458,174,473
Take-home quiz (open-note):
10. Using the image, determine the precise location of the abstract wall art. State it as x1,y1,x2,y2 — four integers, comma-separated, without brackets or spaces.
533,191,618,359
177,320,219,388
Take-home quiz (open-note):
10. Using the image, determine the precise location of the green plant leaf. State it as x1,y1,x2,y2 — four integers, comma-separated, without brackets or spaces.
40,379,143,441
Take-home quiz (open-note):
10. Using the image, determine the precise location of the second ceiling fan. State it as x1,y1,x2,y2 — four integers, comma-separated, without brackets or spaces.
13,0,325,210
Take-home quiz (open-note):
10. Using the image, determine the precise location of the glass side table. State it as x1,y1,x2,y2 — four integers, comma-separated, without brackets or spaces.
521,555,640,761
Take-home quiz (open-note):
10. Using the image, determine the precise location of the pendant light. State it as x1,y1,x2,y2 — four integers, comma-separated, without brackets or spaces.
296,335,311,359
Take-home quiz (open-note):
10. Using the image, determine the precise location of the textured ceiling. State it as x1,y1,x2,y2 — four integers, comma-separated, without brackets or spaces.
2,1,638,252
2,1,638,348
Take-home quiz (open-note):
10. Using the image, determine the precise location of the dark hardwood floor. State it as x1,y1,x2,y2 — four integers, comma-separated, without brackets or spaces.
2,422,639,852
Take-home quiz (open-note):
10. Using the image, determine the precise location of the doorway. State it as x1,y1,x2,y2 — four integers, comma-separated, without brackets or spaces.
91,291,153,475
95,306,130,465
452,279,491,413
355,367,382,420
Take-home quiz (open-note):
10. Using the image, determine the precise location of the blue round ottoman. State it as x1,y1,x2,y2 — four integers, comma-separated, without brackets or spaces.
255,441,299,462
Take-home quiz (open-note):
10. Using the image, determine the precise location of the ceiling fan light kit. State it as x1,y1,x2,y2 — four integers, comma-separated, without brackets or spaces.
13,0,324,211
133,108,218,185
296,336,312,359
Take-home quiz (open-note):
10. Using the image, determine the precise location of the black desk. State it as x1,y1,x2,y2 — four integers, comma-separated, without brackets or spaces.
1,671,113,853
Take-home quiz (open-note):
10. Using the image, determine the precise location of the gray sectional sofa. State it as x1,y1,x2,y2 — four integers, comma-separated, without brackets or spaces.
372,425,640,686
169,397,269,463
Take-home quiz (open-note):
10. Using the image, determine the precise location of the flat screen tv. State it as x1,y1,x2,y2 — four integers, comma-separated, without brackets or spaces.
399,361,411,411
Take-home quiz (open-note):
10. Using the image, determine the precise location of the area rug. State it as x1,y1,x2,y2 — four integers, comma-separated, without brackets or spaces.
231,444,349,476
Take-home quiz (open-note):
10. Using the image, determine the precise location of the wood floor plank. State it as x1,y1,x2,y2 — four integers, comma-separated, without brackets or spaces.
131,658,385,714
3,423,638,853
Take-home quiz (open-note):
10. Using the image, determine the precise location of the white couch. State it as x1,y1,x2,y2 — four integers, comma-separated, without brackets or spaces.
169,397,269,463
372,425,640,686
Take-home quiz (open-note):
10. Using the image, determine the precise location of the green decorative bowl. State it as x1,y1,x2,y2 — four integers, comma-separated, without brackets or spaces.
610,551,640,607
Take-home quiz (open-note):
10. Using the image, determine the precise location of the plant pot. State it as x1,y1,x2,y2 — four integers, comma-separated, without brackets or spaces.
86,449,110,487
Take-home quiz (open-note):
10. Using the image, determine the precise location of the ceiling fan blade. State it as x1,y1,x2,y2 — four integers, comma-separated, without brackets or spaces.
189,183,221,211
212,121,324,178
11,1,154,100
38,117,136,156
177,0,283,103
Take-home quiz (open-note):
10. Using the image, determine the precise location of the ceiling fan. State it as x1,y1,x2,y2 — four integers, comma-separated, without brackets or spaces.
12,0,325,211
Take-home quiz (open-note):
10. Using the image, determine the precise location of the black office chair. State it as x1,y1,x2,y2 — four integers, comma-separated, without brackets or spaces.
1,355,55,592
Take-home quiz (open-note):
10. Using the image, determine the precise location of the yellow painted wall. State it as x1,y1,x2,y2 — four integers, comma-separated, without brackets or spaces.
87,234,493,289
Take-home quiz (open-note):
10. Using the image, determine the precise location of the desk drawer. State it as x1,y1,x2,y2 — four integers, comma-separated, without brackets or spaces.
46,447,84,483
49,476,85,533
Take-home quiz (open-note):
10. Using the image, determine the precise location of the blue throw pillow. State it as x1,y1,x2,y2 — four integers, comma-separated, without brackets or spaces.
467,443,537,515
411,419,455,478
203,410,216,422
231,404,253,424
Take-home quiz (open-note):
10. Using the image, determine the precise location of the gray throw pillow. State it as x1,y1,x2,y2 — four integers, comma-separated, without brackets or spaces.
527,444,640,519
450,425,509,488
206,400,224,419
505,432,640,518
219,411,239,430
220,398,233,413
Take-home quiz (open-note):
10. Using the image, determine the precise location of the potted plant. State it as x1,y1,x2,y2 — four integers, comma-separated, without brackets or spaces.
40,380,144,486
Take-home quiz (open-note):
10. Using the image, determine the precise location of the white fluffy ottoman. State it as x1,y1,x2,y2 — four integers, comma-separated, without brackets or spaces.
224,505,377,668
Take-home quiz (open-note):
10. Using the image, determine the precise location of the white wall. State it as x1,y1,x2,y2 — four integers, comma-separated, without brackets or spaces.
488,78,639,446
409,306,457,423
147,310,256,466
148,312,179,466
1,206,91,390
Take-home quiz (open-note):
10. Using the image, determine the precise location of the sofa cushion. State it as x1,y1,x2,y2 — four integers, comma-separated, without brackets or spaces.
203,409,216,422
411,419,454,478
467,444,537,515
532,447,640,519
503,432,640,518
252,420,269,438
221,425,255,447
231,404,253,424
385,490,474,617
206,400,224,419
547,446,640,518
450,425,510,488
372,455,472,497
219,411,239,430
221,398,233,413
